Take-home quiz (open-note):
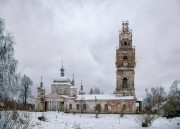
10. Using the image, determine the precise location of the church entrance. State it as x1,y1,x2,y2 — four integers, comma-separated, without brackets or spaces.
45,102,47,111
52,101,57,111
60,102,64,111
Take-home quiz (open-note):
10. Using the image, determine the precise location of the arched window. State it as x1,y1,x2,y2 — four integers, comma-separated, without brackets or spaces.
76,104,80,110
64,88,68,95
123,56,128,60
83,104,87,110
124,42,127,45
123,78,128,88
104,104,108,111
69,104,72,109
123,104,126,110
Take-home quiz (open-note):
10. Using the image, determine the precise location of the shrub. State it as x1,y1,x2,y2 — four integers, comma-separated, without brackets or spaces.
136,114,158,127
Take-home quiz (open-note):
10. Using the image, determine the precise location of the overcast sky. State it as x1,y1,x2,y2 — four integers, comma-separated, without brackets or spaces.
0,0,180,98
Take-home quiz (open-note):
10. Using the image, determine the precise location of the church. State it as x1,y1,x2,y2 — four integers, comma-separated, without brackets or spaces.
35,21,142,113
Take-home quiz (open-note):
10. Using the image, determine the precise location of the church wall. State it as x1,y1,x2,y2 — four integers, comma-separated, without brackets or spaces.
69,88,77,97
44,96,67,111
64,98,76,112
116,70,134,88
35,98,45,111
51,84,71,95
64,99,136,113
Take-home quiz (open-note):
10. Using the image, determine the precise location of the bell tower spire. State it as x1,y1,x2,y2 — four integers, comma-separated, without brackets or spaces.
115,21,136,96
60,60,65,77
80,80,83,90
40,76,43,88
71,73,75,86
79,80,85,95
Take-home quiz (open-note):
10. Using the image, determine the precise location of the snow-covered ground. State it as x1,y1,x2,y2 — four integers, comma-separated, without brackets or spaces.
28,111,180,129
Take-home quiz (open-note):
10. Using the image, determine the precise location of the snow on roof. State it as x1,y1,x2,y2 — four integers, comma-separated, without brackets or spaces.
76,94,135,101
46,92,61,98
70,86,77,89
61,95,76,99
137,97,143,101
45,93,76,99
152,101,167,110
53,76,71,83
52,82,72,85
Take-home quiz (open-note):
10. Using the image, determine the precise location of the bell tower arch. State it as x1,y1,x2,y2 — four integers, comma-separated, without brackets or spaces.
115,21,136,96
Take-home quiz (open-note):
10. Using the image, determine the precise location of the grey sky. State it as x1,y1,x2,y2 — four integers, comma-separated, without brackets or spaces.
0,0,180,98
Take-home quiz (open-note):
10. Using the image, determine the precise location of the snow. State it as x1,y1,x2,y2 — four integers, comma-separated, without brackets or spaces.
0,103,5,106
137,97,143,101
178,81,180,89
1,111,179,129
53,76,71,83
152,101,167,110
28,111,180,129
61,95,76,99
76,94,135,100
70,86,77,89
52,82,71,85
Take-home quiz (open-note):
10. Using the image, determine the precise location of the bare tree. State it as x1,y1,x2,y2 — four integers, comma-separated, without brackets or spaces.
89,87,103,94
143,86,166,113
94,96,102,118
135,114,158,127
156,86,166,115
164,80,180,117
0,17,19,104
169,80,180,109
94,87,100,94
19,75,33,109
89,88,93,94
0,110,35,129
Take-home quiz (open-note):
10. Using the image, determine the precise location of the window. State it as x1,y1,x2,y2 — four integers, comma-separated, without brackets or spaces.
124,42,127,45
123,104,126,110
76,104,79,110
95,104,101,112
83,104,86,110
104,104,108,110
123,56,128,60
69,104,72,109
58,88,62,94
64,88,68,95
123,77,128,88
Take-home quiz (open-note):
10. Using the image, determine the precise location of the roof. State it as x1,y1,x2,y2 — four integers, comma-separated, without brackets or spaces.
76,94,135,101
152,101,167,110
61,95,76,99
53,76,71,83
52,82,72,85
45,92,76,99
137,97,143,101
70,86,77,89
46,92,61,98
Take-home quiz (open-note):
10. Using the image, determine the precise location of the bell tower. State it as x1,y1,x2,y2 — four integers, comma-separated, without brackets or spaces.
115,21,136,96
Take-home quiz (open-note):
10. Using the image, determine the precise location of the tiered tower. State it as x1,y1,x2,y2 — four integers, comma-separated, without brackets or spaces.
115,21,136,96
37,76,45,111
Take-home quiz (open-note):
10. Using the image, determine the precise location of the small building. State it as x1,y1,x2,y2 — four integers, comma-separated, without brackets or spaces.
35,21,142,113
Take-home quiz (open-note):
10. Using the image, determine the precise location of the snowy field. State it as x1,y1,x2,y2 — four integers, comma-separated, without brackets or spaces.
27,111,180,129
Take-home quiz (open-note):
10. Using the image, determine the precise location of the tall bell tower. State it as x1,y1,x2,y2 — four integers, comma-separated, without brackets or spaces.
115,21,136,96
